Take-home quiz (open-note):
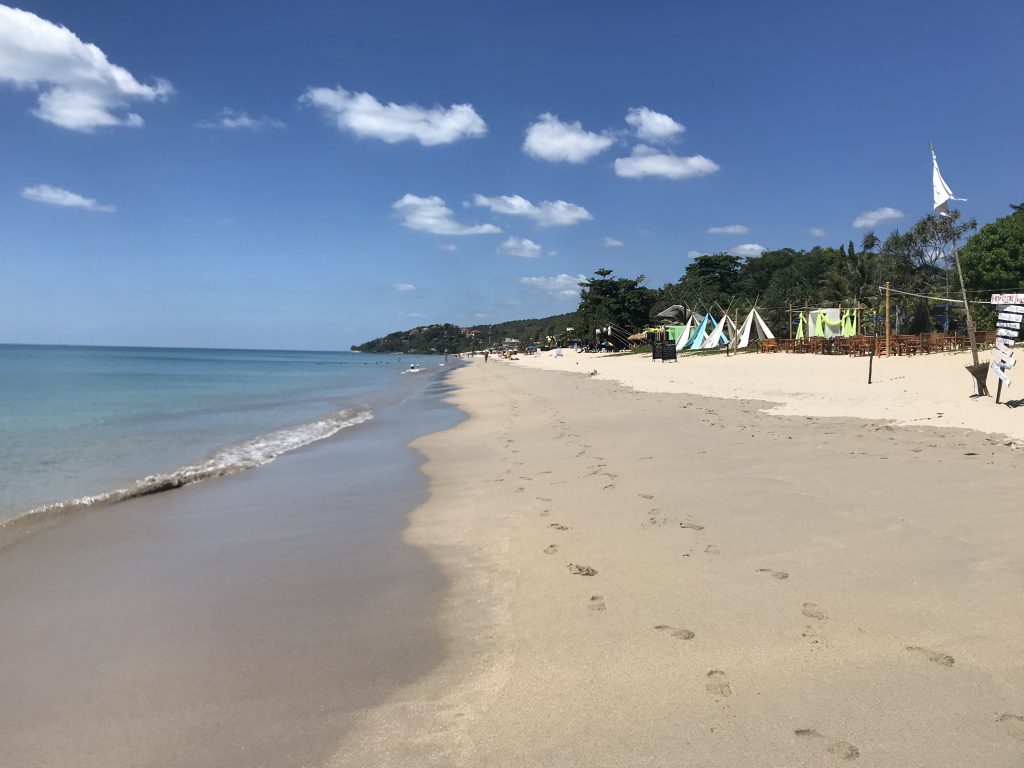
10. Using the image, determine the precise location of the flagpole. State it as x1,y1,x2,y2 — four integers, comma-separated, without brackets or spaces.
932,142,988,396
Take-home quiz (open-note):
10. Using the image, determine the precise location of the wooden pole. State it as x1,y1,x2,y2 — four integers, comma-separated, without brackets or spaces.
884,281,891,356
788,304,793,340
951,236,989,396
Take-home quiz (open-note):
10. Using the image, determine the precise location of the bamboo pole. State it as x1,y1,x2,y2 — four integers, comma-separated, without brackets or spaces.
884,281,891,356
788,304,793,340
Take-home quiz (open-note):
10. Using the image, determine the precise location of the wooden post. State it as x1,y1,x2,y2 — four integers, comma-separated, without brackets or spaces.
951,237,988,395
884,281,891,356
734,309,739,354
788,304,793,340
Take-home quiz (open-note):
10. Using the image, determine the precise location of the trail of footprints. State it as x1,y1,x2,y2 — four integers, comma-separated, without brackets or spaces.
519,397,981,759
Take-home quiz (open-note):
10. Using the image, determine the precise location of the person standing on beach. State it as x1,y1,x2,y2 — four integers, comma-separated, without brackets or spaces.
484,351,489,362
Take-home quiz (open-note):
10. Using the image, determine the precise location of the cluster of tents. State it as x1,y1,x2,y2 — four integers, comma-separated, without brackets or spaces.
647,306,776,352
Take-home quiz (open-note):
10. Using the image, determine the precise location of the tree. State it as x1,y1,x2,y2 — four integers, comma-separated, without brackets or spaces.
577,269,656,338
959,210,1024,298
676,253,742,310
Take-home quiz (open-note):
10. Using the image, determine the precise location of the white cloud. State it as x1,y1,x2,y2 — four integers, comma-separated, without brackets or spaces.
809,227,827,237
730,243,766,257
300,86,486,146
499,237,543,258
392,194,501,236
0,6,172,131
197,109,284,130
470,194,591,228
853,207,904,228
625,107,684,142
602,236,624,248
393,282,416,292
707,224,748,234
614,145,720,180
687,250,705,259
522,113,613,163
22,184,114,212
437,243,457,252
520,273,587,298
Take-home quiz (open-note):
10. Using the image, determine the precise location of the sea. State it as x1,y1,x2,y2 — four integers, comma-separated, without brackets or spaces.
0,344,451,528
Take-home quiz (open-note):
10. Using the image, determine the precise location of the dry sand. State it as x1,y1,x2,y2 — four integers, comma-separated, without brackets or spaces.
519,347,1024,442
331,358,1024,768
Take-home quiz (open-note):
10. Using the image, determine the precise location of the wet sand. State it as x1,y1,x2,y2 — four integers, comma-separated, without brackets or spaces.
0,380,462,768
332,360,1024,767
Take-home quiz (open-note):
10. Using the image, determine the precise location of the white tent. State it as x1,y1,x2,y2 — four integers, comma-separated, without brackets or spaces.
737,308,775,349
702,314,737,349
674,314,697,351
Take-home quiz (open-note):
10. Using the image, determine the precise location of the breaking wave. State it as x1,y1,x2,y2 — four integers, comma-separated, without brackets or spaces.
1,408,373,543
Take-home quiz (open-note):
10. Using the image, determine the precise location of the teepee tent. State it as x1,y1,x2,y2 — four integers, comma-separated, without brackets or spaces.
702,313,737,349
674,313,698,351
687,314,712,350
737,308,776,348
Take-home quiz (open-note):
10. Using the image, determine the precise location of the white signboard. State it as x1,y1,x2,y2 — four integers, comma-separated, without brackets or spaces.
991,301,1023,390
991,293,1024,305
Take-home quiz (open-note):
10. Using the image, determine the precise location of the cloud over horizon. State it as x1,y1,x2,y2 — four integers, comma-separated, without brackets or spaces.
0,6,172,131
392,282,416,292
499,236,543,258
809,227,827,237
614,145,720,180
853,206,904,228
22,184,115,212
197,108,285,130
602,236,623,248
625,107,684,142
393,194,501,235
708,224,748,234
519,273,586,298
523,113,613,163
302,86,487,145
471,194,592,228
730,243,766,257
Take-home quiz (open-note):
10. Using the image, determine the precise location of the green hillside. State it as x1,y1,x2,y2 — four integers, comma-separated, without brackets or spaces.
351,313,579,354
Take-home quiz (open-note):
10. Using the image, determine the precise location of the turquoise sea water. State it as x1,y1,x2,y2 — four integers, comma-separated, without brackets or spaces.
0,345,446,524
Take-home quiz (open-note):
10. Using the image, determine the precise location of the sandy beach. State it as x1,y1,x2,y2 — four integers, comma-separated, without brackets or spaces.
332,357,1024,767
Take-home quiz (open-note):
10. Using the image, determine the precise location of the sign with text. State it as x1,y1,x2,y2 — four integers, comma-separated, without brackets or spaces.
991,302,1023,389
991,294,1024,305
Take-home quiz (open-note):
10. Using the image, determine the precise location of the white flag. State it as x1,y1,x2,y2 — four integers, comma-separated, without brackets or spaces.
932,145,966,217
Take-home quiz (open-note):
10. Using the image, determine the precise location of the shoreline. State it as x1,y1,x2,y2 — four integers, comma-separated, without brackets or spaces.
0,370,464,768
330,359,1024,767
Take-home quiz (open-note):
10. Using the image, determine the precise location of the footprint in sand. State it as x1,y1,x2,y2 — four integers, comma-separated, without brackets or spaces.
639,494,655,500
655,624,695,640
757,568,789,580
602,484,616,491
802,602,827,620
543,544,559,555
997,713,1024,742
679,522,704,531
515,487,525,493
704,544,720,555
539,510,551,517
548,523,570,531
795,729,859,760
567,563,598,576
536,497,552,502
905,645,955,666
705,670,731,697
588,595,606,611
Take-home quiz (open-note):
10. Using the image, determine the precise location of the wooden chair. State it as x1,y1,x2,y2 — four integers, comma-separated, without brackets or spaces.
758,339,780,353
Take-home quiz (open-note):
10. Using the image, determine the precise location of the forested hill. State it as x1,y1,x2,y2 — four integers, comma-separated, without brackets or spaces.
350,313,578,354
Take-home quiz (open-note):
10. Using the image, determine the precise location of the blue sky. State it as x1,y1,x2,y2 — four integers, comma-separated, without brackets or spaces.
2,0,1021,349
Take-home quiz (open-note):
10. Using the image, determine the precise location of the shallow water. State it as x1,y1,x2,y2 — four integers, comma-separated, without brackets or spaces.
0,344,445,523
